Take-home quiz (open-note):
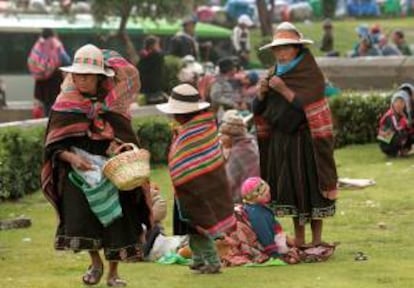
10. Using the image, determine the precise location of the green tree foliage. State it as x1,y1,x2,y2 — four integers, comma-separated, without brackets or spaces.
90,0,202,63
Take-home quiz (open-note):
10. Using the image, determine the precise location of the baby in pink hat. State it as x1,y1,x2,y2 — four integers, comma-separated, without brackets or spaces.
241,177,289,257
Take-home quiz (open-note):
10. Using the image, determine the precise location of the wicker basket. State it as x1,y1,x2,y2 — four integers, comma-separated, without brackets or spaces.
103,143,150,191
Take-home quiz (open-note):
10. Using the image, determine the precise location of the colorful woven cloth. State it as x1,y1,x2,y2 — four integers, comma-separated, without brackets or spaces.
69,171,122,227
169,112,224,187
51,50,140,140
169,112,236,238
27,36,68,80
52,50,140,116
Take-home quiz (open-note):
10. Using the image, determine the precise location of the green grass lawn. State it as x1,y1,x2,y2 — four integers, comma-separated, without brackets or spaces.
250,17,414,64
1,144,414,288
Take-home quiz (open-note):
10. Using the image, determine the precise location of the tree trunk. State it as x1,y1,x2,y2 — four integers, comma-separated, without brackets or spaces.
118,2,139,66
256,0,273,36
322,0,337,18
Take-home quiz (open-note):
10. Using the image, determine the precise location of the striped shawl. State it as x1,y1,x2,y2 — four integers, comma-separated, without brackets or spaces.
169,112,236,237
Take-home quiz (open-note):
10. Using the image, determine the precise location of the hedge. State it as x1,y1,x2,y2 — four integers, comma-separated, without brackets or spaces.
329,92,390,147
0,126,45,200
0,92,392,200
0,117,173,201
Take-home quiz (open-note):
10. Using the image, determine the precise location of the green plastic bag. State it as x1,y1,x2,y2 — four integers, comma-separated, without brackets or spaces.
156,252,191,265
244,257,288,267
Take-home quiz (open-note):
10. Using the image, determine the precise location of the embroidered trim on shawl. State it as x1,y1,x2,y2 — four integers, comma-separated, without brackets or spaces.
196,214,237,239
304,98,333,138
169,112,224,186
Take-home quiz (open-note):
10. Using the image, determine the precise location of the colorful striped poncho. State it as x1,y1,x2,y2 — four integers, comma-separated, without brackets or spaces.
169,112,236,238
50,49,140,141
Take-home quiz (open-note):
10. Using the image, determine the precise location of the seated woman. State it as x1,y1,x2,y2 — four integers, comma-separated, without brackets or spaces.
219,110,260,203
378,90,411,157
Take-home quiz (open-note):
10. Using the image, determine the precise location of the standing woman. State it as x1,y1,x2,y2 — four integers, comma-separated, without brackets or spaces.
156,84,236,274
28,28,71,116
253,22,338,250
41,44,152,287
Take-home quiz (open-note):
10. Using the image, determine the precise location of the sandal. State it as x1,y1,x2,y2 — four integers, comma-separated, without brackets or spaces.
82,264,104,286
107,277,127,287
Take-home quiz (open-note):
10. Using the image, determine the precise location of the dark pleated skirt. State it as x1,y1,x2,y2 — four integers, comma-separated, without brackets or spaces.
34,70,63,115
54,165,145,262
266,127,335,223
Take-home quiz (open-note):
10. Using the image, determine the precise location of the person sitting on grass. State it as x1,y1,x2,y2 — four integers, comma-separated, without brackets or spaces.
241,177,290,258
378,90,411,157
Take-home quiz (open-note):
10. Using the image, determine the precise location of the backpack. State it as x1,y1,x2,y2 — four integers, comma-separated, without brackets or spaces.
27,38,61,80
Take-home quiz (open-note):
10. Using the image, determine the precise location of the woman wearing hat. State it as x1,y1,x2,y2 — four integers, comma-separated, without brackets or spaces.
232,14,253,68
156,84,236,274
253,22,338,251
41,44,152,286
219,110,260,203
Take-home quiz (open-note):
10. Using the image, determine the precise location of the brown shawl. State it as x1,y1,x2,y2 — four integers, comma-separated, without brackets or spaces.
41,110,153,228
260,49,337,198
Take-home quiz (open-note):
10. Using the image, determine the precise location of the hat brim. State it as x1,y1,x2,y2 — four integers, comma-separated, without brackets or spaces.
60,65,115,77
156,101,210,114
259,39,313,50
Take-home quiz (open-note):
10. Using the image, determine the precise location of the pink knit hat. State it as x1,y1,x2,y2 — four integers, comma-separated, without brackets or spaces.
241,177,270,204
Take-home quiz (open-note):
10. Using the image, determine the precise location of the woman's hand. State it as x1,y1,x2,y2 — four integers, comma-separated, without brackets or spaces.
269,76,288,93
258,78,269,100
106,140,122,156
59,151,93,171
70,154,93,171
269,76,295,102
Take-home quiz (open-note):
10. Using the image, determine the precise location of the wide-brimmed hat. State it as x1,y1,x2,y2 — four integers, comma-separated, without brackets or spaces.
156,84,210,114
60,44,115,77
259,22,313,51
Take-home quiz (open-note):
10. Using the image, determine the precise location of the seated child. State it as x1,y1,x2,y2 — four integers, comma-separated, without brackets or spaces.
378,90,411,157
241,177,289,258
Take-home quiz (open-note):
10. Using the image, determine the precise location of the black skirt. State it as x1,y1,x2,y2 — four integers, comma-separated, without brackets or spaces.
266,128,336,224
52,137,147,261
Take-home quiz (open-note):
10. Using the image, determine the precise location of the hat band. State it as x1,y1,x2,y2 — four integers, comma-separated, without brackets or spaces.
74,57,103,67
171,91,200,103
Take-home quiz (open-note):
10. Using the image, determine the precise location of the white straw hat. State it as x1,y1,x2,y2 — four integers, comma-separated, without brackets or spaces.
156,84,210,114
60,44,115,77
259,22,313,50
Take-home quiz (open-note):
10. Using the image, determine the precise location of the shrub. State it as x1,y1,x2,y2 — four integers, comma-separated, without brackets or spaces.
162,55,182,93
0,127,44,200
133,116,173,164
0,117,172,200
330,92,391,147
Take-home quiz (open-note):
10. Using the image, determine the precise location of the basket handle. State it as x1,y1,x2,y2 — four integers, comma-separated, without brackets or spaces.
113,143,139,155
